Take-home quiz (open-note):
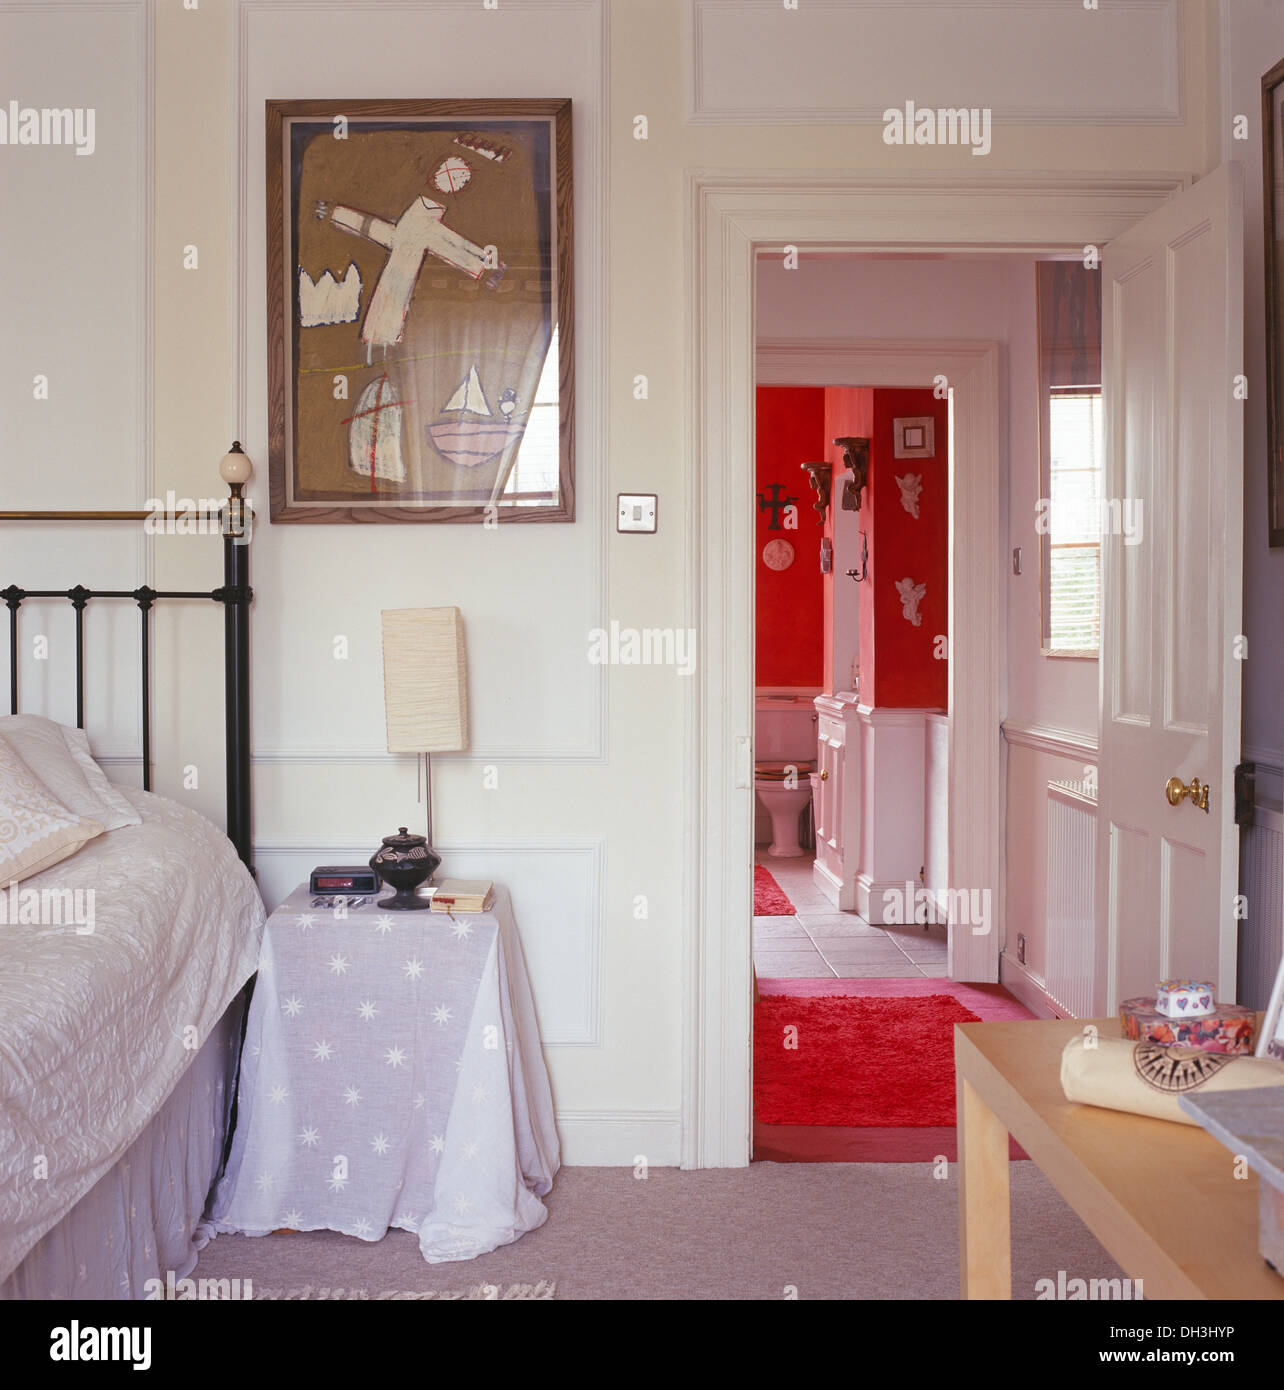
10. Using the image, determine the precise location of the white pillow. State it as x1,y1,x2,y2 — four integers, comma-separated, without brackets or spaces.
0,715,142,832
0,736,104,884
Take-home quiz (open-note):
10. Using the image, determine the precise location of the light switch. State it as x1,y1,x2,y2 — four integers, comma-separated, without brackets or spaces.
617,493,658,533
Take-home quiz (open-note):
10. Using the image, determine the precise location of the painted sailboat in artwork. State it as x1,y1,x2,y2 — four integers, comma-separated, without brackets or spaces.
428,364,524,468
347,372,406,486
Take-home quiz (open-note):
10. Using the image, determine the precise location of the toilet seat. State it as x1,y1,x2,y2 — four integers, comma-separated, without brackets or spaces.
754,759,815,782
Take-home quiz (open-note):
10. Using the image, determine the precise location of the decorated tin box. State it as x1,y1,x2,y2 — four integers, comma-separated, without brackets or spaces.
1154,979,1216,1019
1119,995,1257,1055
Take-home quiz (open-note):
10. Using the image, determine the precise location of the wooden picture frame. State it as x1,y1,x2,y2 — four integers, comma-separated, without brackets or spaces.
891,415,934,460
1263,58,1284,547
265,98,574,524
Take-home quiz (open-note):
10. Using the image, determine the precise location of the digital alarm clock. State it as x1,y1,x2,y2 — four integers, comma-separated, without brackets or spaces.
310,865,380,895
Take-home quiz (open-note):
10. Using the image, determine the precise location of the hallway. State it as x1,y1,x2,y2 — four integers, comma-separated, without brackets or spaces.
752,853,949,979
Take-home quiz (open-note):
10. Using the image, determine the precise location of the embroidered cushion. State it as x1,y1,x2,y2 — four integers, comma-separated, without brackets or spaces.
0,715,140,832
0,736,104,885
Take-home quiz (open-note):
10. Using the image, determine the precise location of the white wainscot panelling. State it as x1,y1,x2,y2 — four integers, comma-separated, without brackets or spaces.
1045,779,1097,1018
253,838,604,1047
0,0,152,758
0,0,151,510
235,0,606,764
687,0,1181,126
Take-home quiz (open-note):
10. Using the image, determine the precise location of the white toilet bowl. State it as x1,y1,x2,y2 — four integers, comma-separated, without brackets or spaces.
754,765,814,857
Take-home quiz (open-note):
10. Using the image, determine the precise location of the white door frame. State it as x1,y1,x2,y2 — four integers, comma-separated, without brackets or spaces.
682,170,1188,1169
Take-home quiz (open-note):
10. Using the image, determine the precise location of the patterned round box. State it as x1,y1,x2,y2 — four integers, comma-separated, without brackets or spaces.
1119,997,1257,1055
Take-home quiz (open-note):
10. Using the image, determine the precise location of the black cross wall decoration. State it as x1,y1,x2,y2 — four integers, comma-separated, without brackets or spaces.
757,484,798,531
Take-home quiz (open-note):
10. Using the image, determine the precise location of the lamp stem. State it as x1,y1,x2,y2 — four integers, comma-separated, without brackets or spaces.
424,751,433,847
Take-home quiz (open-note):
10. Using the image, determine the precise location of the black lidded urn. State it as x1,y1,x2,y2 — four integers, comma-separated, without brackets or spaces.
370,826,440,911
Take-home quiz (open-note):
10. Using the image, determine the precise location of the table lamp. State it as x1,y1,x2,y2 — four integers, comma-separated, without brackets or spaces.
380,607,469,882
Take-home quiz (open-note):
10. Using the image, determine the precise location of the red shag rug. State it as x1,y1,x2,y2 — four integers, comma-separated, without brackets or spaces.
754,992,981,1127
753,865,796,916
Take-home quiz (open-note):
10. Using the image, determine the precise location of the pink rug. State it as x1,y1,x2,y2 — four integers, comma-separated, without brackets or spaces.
753,865,795,916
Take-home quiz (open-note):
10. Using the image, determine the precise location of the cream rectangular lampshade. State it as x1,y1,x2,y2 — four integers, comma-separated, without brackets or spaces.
380,607,469,753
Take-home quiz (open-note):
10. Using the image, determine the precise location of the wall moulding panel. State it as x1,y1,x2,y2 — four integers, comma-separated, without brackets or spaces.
0,0,155,755
1001,719,1100,763
252,837,604,1047
231,0,609,763
686,0,1182,126
0,0,154,516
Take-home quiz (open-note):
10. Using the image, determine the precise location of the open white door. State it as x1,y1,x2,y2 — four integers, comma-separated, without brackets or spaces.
1095,163,1245,1012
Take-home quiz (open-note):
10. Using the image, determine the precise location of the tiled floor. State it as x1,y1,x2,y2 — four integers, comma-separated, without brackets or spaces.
753,850,948,979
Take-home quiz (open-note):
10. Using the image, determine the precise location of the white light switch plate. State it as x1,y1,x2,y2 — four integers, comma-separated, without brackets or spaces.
617,494,658,533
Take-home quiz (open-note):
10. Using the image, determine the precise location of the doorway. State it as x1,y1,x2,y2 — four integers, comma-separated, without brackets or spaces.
681,171,1209,1170
751,373,965,1160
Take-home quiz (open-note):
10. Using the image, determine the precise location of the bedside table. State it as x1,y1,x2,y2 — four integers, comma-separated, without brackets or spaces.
208,884,559,1263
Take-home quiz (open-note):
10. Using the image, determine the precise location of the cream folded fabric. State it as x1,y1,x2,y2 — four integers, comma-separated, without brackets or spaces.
0,715,140,831
0,736,104,885
1061,1035,1284,1126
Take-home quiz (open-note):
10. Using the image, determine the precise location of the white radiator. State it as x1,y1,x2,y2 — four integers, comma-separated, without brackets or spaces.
1045,779,1097,1018
1239,803,1284,1010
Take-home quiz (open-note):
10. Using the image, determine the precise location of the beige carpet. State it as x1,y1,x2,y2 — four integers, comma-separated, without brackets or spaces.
193,1163,1123,1300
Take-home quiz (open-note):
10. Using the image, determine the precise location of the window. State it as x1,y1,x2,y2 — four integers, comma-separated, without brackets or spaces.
1036,262,1103,656
501,326,561,505
1046,388,1104,651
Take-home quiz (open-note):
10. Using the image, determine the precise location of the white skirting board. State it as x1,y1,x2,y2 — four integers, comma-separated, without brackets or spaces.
555,1111,682,1166
998,954,1061,1020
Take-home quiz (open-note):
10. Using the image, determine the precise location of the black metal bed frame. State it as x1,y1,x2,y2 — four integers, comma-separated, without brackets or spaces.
0,493,254,868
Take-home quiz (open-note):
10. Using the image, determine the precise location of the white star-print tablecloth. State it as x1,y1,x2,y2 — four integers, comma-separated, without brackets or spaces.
207,884,559,1263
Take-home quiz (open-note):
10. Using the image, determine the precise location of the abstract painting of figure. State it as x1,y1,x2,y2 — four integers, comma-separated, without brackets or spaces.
266,100,573,523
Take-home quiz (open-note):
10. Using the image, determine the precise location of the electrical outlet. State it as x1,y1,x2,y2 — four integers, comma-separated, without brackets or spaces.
1017,932,1026,965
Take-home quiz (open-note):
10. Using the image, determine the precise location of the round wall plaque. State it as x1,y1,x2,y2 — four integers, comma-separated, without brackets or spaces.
762,539,795,571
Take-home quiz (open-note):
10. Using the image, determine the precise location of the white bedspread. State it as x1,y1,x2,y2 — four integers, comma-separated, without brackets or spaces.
0,789,265,1280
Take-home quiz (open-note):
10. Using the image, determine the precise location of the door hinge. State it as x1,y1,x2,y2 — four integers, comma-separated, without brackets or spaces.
1234,762,1256,826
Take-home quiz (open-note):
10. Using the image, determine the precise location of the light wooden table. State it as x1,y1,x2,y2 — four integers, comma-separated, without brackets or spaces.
955,1017,1284,1300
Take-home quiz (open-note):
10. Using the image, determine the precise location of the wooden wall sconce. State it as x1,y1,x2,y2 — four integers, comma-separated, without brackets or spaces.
835,436,870,511
800,461,832,525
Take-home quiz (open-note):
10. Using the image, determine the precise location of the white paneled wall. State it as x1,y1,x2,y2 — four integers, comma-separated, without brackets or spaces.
254,838,604,1046
924,714,949,920
1045,779,1098,1018
235,0,606,765
687,0,1182,124
0,0,153,761
225,0,624,1162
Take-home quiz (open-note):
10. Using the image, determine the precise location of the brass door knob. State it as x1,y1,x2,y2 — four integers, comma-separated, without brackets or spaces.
1165,775,1210,812
819,769,828,780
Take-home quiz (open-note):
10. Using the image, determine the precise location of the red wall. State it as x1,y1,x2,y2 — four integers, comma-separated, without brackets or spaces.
755,387,825,687
863,388,949,709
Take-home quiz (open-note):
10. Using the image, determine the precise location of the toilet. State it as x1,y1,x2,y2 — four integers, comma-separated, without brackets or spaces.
755,694,818,858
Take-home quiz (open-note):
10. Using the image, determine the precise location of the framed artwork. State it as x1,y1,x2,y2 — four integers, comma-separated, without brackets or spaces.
1263,58,1284,547
265,98,573,524
892,416,935,460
